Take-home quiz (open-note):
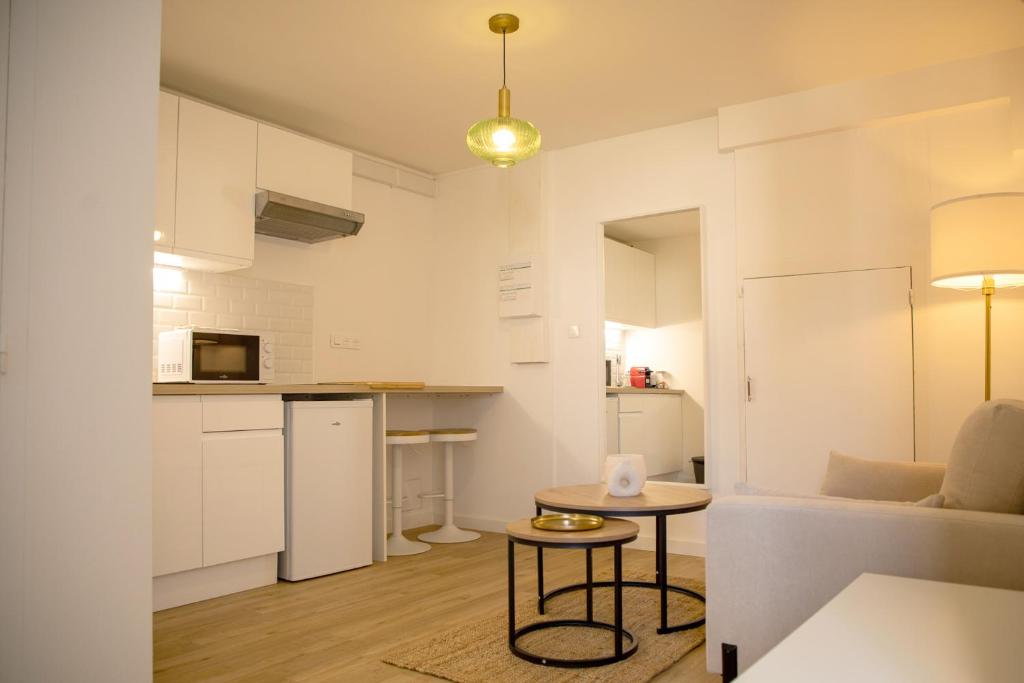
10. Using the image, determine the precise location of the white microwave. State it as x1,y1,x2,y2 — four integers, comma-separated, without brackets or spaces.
157,328,274,384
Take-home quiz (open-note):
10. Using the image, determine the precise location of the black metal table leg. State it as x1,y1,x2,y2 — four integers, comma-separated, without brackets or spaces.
585,548,593,622
507,540,516,647
535,505,545,614
614,544,623,657
657,514,669,633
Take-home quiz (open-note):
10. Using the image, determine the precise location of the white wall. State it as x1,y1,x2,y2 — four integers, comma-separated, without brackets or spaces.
545,119,739,552
732,73,1024,467
0,1,159,680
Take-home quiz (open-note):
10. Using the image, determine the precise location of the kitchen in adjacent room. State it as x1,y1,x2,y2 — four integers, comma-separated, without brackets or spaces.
603,208,706,485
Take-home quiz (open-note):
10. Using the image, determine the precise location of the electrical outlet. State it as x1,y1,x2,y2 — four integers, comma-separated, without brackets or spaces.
404,478,422,510
330,333,361,350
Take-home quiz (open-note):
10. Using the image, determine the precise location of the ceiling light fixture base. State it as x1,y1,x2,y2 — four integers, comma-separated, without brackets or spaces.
488,14,520,34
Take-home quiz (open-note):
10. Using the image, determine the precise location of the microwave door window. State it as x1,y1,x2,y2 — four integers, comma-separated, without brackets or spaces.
191,333,260,381
199,345,247,374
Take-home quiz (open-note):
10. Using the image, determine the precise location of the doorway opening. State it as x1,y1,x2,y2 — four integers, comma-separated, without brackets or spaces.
601,208,706,486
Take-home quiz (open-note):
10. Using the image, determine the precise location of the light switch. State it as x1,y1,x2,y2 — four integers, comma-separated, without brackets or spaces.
330,334,361,350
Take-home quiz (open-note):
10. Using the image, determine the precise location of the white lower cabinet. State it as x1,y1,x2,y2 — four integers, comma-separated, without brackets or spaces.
202,430,285,567
612,394,684,477
153,396,203,576
153,394,284,609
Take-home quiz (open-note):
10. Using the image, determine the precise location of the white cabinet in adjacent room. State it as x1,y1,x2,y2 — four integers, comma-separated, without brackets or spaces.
604,238,657,328
615,393,684,477
153,396,203,577
256,123,353,208
202,429,285,568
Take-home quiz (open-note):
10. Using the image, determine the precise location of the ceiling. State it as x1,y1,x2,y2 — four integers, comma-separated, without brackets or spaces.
605,209,701,243
161,0,1024,175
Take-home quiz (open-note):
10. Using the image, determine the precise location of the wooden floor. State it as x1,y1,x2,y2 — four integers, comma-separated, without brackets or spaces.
154,526,717,682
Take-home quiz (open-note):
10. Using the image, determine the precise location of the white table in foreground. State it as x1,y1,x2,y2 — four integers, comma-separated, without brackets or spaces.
739,573,1024,683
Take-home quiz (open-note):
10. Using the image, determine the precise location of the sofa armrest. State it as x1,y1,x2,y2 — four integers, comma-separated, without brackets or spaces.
706,495,1024,674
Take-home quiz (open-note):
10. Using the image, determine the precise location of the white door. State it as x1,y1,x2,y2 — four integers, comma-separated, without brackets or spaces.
743,267,915,494
281,401,373,580
256,124,353,208
202,429,284,567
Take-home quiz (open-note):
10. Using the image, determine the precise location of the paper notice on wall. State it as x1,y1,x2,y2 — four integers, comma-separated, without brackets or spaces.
499,257,542,318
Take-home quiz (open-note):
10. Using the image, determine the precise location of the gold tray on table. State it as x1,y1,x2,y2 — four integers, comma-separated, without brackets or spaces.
531,513,604,532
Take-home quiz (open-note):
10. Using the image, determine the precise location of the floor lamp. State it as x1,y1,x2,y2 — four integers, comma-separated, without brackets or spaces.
930,192,1024,401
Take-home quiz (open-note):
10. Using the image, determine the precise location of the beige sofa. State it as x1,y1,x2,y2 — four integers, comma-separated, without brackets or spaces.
705,484,1024,673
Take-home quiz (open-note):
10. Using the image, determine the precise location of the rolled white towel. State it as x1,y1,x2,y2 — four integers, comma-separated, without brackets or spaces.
604,454,647,497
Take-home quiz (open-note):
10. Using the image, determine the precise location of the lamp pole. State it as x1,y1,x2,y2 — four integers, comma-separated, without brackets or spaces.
983,276,994,402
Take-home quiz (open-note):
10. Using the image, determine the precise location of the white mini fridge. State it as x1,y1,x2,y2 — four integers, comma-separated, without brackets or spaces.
279,399,374,581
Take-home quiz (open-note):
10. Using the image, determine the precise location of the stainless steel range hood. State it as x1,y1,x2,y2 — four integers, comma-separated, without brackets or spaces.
254,190,365,243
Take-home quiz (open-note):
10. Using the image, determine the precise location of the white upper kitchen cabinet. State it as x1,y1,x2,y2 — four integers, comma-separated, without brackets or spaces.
257,123,353,208
157,97,257,272
154,92,178,250
604,238,657,328
153,396,203,577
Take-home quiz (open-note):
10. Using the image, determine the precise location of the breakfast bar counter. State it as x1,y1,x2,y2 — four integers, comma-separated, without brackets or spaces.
153,383,503,396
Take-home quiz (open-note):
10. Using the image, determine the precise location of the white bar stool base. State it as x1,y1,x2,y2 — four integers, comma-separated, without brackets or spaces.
386,533,432,556
418,525,481,544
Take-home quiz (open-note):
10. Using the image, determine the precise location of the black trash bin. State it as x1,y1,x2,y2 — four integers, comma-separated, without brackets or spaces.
691,456,705,484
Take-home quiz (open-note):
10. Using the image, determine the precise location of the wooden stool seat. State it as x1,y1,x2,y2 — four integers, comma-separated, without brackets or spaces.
386,430,430,445
428,428,478,442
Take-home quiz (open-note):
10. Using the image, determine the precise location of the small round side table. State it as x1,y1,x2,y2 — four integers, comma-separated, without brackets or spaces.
506,516,640,668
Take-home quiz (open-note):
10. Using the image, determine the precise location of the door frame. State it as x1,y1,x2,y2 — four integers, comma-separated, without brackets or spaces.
594,205,712,490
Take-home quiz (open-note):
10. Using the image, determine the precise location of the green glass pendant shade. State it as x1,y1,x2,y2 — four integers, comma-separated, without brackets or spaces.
466,115,541,168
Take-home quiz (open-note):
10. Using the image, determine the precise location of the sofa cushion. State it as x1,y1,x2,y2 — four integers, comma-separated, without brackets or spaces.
940,399,1024,514
820,451,946,502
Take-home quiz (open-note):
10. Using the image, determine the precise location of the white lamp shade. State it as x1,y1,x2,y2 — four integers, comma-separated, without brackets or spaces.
930,192,1024,289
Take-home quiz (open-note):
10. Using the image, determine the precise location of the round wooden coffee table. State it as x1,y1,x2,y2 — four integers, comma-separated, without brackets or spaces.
533,482,711,634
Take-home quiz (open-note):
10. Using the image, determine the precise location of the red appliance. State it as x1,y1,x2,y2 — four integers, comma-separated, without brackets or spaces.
630,367,653,388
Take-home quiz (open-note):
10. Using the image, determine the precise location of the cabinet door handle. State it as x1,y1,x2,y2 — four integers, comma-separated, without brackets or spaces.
331,421,341,426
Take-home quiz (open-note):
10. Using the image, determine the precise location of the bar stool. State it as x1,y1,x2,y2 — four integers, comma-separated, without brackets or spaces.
418,428,481,544
386,429,432,557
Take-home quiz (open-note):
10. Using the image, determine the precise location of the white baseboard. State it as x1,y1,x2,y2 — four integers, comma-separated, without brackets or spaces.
455,514,706,557
153,554,278,611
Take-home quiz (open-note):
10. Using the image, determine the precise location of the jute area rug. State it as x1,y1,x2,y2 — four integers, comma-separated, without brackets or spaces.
382,575,706,683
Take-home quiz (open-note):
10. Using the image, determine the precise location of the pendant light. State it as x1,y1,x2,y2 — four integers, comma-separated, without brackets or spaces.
466,13,541,168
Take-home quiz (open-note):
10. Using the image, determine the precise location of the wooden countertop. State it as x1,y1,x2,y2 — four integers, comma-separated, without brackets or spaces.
153,383,503,396
606,387,685,395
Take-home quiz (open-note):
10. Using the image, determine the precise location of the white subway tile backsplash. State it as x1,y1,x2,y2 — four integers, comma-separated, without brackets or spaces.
215,285,244,301
215,313,244,329
187,311,217,327
203,298,230,314
243,287,267,303
229,299,257,315
157,309,188,326
267,289,291,304
153,269,314,384
172,294,203,311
